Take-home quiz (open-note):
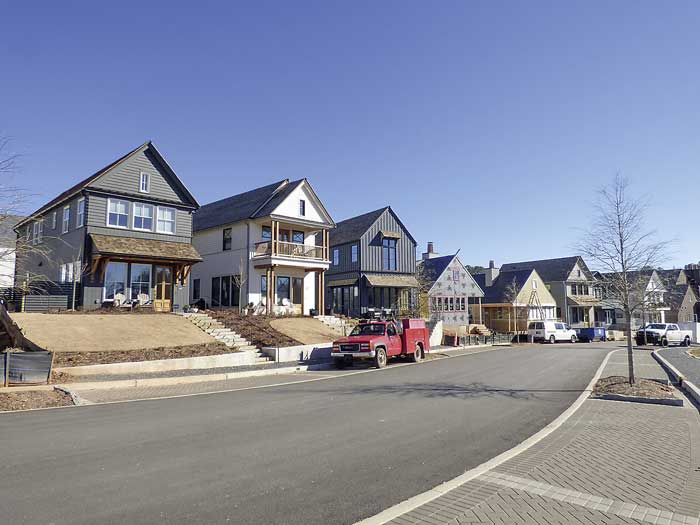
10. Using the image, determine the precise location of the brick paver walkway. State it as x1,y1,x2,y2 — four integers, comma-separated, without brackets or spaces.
382,349,700,525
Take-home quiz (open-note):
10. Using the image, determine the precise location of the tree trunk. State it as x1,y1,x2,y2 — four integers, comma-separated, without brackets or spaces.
626,321,635,385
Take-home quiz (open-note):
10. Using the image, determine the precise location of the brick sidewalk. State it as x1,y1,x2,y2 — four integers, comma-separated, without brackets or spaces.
381,349,700,525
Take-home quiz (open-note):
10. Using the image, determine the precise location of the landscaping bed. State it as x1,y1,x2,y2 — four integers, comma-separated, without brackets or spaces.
52,342,233,368
0,389,74,412
209,311,301,348
591,375,678,404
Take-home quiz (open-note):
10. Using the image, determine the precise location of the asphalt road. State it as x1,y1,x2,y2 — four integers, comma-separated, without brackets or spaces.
0,343,613,524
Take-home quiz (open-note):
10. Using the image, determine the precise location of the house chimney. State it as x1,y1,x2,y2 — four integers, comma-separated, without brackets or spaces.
484,260,499,287
422,242,440,260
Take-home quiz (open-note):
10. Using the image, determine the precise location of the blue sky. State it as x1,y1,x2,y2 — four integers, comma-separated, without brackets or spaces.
2,1,698,268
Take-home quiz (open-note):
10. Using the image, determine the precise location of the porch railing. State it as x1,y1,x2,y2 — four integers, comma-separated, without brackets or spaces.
254,240,326,260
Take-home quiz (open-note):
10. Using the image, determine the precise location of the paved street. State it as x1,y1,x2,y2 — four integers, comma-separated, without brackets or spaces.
660,345,700,386
1,343,611,524
381,349,700,525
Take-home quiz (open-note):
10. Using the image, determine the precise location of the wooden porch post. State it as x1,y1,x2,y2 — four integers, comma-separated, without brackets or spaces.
317,270,325,315
270,266,276,314
271,220,277,256
478,297,483,324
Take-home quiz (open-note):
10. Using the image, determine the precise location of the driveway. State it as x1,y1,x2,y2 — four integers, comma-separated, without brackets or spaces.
0,342,613,524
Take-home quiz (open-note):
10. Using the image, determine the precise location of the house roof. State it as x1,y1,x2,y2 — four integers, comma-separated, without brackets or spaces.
500,256,590,282
364,273,420,288
15,141,198,230
90,234,202,263
418,254,455,285
481,269,535,304
193,178,334,232
330,206,416,246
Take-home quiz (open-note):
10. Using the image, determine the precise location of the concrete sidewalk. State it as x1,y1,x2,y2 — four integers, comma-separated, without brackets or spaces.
369,349,700,525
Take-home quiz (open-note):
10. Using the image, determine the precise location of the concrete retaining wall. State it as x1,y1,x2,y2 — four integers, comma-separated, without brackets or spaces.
261,343,333,363
55,351,257,376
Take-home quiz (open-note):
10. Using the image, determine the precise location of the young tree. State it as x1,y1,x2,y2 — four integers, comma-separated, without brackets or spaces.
578,175,667,384
231,256,248,314
502,276,526,334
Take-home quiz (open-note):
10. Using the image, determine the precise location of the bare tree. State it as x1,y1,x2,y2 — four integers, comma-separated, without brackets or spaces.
231,256,248,314
578,175,668,384
502,276,527,334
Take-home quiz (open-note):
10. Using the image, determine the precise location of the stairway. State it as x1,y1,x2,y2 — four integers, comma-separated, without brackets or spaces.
470,324,493,337
183,312,270,363
314,315,352,336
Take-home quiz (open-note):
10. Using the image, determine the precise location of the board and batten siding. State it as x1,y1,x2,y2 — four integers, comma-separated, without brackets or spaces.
360,209,415,274
86,194,192,242
327,241,360,275
87,148,186,203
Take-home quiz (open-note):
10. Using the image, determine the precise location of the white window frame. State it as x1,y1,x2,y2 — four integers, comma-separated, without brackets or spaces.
62,205,70,233
533,279,538,289
66,261,74,283
32,222,39,245
107,198,130,229
333,248,340,266
52,211,57,230
156,206,176,235
103,261,129,302
351,244,358,263
133,202,155,232
74,260,82,282
139,172,150,193
77,197,85,227
60,264,66,283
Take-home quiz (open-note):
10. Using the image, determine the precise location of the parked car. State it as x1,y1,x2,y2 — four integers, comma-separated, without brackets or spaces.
575,327,607,343
528,321,578,344
331,318,430,368
635,323,692,347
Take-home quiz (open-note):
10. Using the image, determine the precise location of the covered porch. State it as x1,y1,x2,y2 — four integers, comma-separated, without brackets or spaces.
86,234,202,312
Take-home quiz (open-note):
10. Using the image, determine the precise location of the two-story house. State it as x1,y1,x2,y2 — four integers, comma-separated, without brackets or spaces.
326,207,418,317
499,256,602,328
597,269,671,329
13,141,201,311
191,179,335,315
416,243,485,326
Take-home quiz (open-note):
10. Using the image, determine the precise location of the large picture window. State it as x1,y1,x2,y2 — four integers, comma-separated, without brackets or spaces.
211,277,221,307
104,262,128,301
108,199,129,228
130,263,152,301
133,203,154,231
157,207,176,234
382,238,397,271
221,276,231,307
276,276,290,305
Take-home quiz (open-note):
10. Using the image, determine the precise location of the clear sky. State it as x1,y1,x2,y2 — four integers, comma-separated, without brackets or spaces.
2,1,698,268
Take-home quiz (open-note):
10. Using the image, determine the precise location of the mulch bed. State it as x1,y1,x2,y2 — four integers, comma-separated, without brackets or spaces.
0,390,74,412
592,376,676,400
52,342,233,368
209,311,301,348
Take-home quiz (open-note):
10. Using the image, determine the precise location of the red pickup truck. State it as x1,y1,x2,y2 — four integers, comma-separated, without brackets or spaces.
331,318,430,368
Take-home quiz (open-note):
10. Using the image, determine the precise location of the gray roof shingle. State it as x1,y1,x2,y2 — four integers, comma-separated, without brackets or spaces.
330,207,388,246
418,254,455,285
482,269,535,304
500,256,588,282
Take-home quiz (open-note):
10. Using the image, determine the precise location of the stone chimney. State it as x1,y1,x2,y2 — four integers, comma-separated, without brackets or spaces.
422,242,440,260
484,260,500,287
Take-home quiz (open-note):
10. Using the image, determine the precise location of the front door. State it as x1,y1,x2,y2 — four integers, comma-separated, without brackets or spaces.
154,266,172,312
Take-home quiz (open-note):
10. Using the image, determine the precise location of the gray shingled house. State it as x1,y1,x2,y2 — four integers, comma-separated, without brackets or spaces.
13,141,201,311
326,207,418,317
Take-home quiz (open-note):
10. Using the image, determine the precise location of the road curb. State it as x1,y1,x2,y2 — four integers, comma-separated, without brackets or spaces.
653,349,700,410
590,393,683,406
354,348,619,525
58,364,324,391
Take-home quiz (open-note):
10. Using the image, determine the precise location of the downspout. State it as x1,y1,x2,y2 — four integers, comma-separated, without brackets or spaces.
245,221,251,309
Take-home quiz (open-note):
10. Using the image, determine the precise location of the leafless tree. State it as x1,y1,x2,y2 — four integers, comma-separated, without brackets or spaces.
577,175,668,384
502,276,527,334
231,256,248,314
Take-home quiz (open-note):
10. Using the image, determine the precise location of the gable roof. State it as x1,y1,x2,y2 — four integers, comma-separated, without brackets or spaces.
418,254,455,285
0,215,24,244
500,256,591,282
330,206,416,246
481,269,536,304
15,141,198,230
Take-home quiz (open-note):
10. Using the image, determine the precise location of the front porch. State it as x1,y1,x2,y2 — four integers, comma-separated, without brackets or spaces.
252,219,330,265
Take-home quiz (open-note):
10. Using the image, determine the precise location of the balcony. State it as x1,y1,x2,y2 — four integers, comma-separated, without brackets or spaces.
254,240,327,261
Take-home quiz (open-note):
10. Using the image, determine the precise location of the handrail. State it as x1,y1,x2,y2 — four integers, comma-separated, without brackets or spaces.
253,240,326,260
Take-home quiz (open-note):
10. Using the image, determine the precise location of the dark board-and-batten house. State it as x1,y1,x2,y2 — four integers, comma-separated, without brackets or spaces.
326,206,418,317
14,141,201,312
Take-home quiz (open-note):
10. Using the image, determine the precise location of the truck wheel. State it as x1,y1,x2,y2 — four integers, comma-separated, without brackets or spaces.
374,348,387,368
549,335,556,344
570,335,577,344
635,337,644,346
410,343,423,362
683,336,691,347
661,337,669,348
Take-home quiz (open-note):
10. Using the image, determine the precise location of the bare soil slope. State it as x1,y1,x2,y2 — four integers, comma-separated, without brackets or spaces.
11,313,215,352
270,317,340,344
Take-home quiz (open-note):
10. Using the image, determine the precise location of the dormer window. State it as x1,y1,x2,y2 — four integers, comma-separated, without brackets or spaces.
299,199,306,217
140,172,150,193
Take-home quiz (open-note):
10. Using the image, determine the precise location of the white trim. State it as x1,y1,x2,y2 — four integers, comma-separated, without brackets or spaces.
132,202,155,232
156,206,176,235
139,171,150,194
106,198,130,229
77,197,85,227
52,211,57,230
102,261,128,302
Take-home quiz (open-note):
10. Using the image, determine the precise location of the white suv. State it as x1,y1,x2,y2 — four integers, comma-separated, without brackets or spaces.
528,321,578,343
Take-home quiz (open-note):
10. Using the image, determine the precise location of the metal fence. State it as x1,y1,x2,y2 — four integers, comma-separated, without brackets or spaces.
455,333,513,346
2,351,54,386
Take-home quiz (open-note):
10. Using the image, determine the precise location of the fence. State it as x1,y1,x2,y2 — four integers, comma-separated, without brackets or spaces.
2,351,54,386
20,282,82,312
447,333,513,347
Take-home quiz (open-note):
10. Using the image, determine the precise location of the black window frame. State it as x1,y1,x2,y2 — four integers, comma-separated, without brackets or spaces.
192,278,201,301
382,238,397,271
262,226,272,241
211,277,221,307
221,275,231,307
276,276,291,305
222,227,232,251
299,199,306,216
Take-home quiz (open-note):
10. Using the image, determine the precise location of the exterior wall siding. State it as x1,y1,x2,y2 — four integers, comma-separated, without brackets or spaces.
359,209,416,275
88,148,186,203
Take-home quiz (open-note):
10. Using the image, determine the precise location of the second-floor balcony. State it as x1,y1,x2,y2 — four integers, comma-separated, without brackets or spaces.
254,240,327,261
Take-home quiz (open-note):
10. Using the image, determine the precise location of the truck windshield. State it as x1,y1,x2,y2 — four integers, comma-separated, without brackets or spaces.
350,324,385,336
